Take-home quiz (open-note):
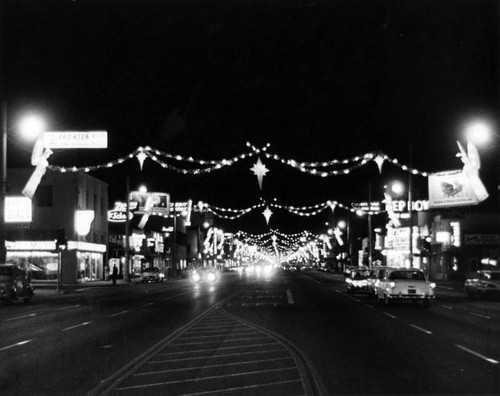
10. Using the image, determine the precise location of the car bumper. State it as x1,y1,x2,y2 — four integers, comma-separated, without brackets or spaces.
388,294,435,300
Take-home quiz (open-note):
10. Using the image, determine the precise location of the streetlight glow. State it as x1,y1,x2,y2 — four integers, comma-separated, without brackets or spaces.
390,181,405,196
466,120,492,146
18,114,46,139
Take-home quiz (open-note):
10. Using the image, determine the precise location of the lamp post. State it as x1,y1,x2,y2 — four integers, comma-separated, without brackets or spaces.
0,103,46,262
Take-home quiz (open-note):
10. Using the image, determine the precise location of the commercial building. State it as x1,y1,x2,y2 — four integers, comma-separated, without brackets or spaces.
5,168,108,284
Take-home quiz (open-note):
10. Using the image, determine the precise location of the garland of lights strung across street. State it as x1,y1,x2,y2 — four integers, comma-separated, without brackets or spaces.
25,135,489,266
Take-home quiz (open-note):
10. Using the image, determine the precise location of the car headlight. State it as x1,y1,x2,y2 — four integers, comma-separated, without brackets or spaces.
192,272,201,282
388,282,396,289
207,272,216,283
430,282,436,289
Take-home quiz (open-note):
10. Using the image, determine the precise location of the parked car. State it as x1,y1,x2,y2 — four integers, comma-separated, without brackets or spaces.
464,270,500,299
346,269,371,295
367,266,388,297
141,267,165,283
376,268,435,307
0,264,34,305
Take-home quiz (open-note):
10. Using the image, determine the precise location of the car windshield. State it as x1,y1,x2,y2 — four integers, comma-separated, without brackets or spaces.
486,272,500,281
388,271,426,281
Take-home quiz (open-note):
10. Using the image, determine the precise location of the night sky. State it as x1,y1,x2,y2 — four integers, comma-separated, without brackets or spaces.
1,0,499,236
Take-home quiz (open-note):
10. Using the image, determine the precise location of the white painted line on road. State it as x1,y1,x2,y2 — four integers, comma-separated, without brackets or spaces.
410,324,432,335
314,280,321,284
470,312,491,319
3,313,37,321
110,310,129,317
383,312,397,319
456,344,499,364
56,304,81,311
439,305,453,310
141,302,154,307
161,291,192,301
62,321,92,331
365,304,374,309
286,289,294,305
0,339,32,352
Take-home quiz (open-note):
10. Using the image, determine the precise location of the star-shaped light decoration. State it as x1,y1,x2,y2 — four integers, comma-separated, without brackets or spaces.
374,155,385,174
262,206,273,225
327,200,337,213
250,157,269,190
136,150,148,171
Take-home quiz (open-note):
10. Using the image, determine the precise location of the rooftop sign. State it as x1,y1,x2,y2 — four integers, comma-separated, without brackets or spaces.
43,131,108,149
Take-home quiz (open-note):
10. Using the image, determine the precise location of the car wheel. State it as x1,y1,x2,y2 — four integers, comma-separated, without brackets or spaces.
384,294,391,305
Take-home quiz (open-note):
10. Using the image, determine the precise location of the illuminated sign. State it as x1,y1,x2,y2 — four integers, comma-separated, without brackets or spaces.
6,240,56,250
129,192,170,216
75,210,95,236
351,202,381,212
5,196,32,222
391,200,429,212
464,234,500,245
43,131,108,148
67,241,107,253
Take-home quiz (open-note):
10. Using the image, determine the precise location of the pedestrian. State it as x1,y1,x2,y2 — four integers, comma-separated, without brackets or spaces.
112,264,118,286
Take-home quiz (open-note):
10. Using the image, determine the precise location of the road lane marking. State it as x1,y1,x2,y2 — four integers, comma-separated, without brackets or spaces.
470,312,491,319
314,280,321,284
3,313,37,321
62,321,92,331
439,305,453,310
286,289,294,305
110,310,129,317
141,303,154,307
456,344,499,364
136,357,293,375
365,304,374,309
410,324,432,334
56,304,80,311
161,291,193,301
437,285,454,290
383,312,397,319
0,339,32,352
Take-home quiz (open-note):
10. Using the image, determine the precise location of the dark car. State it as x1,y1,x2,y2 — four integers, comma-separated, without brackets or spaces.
141,267,165,283
0,264,34,305
346,269,371,295
464,270,500,299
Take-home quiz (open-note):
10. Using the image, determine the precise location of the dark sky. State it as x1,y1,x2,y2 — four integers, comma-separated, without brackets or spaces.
1,0,499,236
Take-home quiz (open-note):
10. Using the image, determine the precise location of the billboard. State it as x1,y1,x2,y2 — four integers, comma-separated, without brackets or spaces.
428,170,478,208
129,192,170,216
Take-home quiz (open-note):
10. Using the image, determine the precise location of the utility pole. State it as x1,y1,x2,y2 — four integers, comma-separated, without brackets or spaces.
124,176,130,282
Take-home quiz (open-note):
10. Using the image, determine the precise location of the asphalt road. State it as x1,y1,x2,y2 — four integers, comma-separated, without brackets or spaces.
1,270,499,395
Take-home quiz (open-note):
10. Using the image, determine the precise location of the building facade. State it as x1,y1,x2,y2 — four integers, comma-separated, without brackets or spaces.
6,168,108,284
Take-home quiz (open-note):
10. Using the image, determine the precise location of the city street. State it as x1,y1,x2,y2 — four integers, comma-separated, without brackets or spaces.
1,269,499,395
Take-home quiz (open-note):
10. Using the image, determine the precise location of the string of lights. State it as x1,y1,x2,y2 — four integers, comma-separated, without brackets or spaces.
46,144,430,177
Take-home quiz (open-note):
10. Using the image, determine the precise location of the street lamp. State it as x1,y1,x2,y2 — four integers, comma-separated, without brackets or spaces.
464,119,494,146
1,103,46,262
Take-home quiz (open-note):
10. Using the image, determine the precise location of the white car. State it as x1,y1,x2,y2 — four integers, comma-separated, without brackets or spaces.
376,268,436,307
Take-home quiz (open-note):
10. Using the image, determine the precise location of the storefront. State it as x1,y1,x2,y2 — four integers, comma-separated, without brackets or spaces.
6,240,107,284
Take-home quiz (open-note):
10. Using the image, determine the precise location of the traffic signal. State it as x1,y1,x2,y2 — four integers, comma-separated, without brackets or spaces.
56,229,68,250
419,237,431,253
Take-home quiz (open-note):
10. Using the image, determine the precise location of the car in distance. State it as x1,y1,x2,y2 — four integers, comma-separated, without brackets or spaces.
376,268,435,307
464,270,500,299
191,267,220,284
141,267,165,283
0,264,34,304
367,266,388,297
346,269,371,295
